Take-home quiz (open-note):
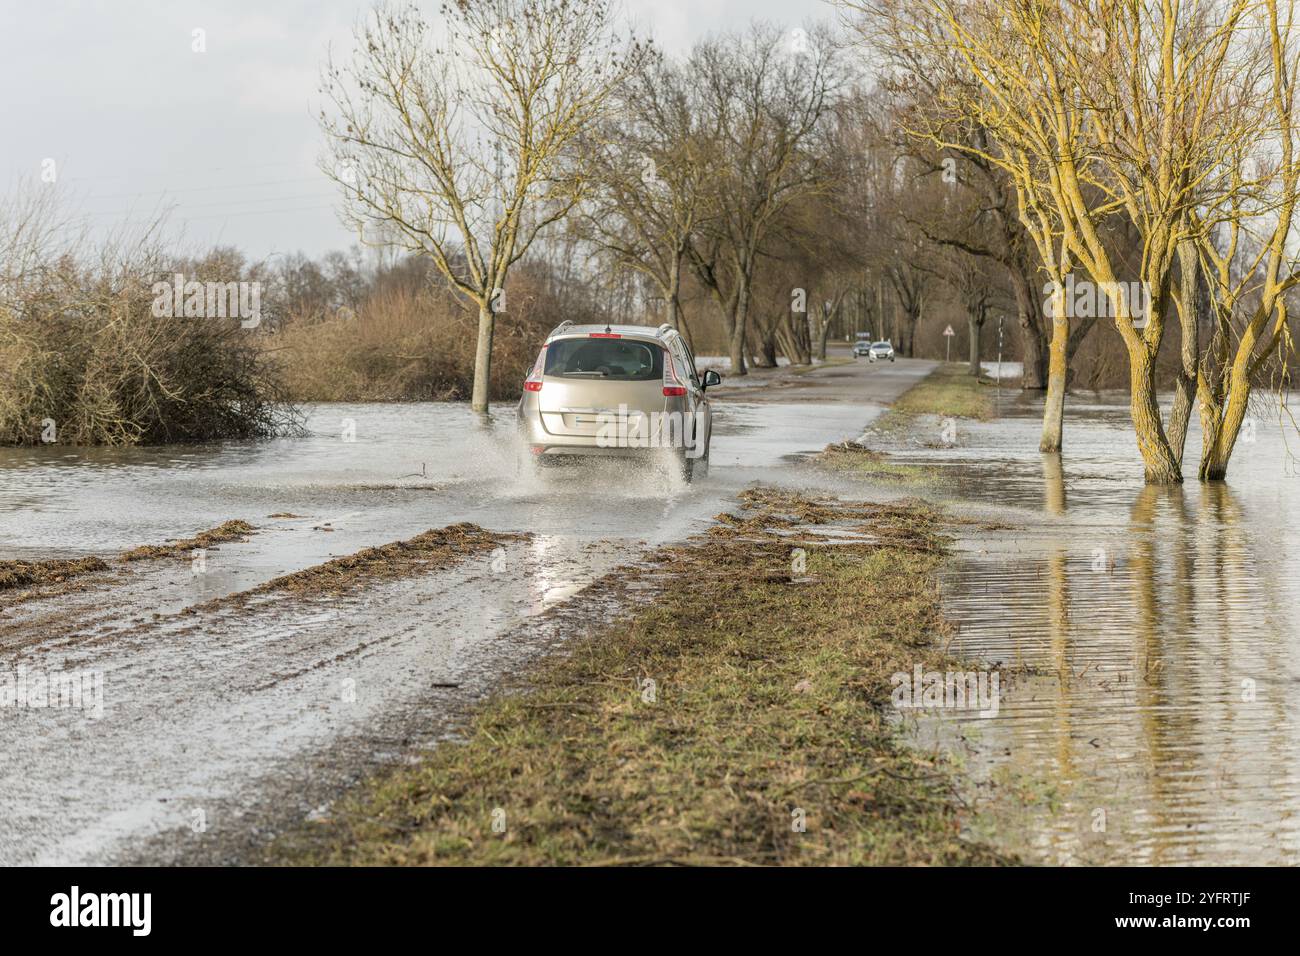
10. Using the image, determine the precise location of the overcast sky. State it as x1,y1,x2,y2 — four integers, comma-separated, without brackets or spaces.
1,1,835,261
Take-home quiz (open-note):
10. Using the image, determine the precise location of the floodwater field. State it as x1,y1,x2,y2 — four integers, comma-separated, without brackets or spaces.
889,389,1300,864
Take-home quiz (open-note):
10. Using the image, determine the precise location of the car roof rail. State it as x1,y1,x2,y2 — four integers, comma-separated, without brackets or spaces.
656,323,675,337
548,319,574,338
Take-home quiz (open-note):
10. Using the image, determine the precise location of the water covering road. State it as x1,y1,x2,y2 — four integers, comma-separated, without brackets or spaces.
0,354,933,864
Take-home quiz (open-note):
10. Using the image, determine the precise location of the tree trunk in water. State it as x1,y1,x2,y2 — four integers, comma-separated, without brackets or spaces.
1039,306,1068,453
471,299,495,414
1129,346,1183,483
967,316,982,376
1199,369,1250,481
1166,240,1200,467
1197,399,1225,481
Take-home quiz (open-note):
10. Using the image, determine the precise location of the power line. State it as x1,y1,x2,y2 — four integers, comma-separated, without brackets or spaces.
161,203,340,223
75,191,338,218
56,160,308,184
72,176,332,203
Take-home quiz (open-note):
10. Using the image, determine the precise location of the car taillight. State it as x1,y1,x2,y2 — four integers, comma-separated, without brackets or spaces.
663,348,686,396
524,346,546,392
589,332,621,338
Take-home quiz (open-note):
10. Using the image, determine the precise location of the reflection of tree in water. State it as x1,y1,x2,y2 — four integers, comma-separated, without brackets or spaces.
1121,481,1296,861
947,444,1300,862
1041,453,1075,791
1022,462,1295,862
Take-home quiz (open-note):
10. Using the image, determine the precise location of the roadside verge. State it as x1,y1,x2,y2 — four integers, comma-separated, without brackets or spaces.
270,487,1010,866
816,363,998,488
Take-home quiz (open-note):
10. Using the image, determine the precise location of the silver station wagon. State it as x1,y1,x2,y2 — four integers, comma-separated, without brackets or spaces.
517,321,721,479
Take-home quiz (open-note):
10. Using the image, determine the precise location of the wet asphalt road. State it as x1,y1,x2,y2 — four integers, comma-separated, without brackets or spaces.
0,352,933,864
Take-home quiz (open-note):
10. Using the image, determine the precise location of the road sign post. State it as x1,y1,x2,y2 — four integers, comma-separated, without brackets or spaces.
943,324,955,363
996,314,1004,411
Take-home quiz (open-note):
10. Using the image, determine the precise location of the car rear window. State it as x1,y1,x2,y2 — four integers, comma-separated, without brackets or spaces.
544,337,663,381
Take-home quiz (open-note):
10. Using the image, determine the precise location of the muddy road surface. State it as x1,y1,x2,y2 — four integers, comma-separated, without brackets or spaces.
0,353,933,864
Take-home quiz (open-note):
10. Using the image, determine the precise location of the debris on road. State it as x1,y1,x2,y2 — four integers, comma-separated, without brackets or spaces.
120,520,257,562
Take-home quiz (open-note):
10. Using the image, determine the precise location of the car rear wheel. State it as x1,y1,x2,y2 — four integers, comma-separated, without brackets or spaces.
677,449,695,482
691,443,710,480
676,441,709,482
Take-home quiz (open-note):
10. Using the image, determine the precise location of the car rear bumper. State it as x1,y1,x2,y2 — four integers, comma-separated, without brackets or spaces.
517,402,705,459
527,444,659,459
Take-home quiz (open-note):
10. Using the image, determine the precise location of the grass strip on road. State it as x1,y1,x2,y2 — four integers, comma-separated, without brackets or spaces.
815,363,1000,486
0,556,110,592
249,522,527,598
888,364,997,423
817,441,948,487
120,520,257,561
271,488,1006,866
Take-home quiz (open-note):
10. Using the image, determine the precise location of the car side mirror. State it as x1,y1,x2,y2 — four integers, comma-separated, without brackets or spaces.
702,370,722,389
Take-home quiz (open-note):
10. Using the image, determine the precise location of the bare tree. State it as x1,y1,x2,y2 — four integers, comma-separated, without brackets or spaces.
320,0,637,412
578,53,710,349
875,160,937,357
845,0,1099,452
685,22,844,375
802,92,882,361
1191,0,1300,479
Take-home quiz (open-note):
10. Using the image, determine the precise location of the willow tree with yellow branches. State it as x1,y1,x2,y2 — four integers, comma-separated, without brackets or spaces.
1189,0,1300,479
844,0,1299,483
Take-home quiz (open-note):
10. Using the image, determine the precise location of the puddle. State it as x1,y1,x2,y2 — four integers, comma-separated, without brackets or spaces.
891,391,1300,864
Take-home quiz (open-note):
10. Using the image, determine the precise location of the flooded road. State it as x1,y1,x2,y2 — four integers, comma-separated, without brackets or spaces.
0,360,930,581
0,355,933,864
892,391,1300,864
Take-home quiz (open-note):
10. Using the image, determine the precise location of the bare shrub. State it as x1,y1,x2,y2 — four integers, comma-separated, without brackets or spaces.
271,255,609,403
0,198,300,446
